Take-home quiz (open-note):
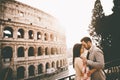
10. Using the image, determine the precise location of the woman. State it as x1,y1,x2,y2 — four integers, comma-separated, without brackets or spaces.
73,43,96,80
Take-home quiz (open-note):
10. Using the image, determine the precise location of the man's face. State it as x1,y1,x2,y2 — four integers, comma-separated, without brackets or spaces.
81,41,90,50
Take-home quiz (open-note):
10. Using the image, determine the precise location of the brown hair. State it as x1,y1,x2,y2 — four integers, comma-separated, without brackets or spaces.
81,37,92,43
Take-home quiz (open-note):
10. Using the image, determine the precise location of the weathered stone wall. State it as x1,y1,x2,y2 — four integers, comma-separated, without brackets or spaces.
0,0,67,79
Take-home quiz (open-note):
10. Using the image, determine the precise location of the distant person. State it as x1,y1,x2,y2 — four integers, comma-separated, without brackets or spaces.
80,37,106,80
73,43,96,80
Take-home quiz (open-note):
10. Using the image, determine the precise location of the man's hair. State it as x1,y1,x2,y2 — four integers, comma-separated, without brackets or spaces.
81,37,92,43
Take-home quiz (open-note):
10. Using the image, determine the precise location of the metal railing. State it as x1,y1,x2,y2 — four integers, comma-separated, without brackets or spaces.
58,59,120,80
57,74,75,80
1,59,120,80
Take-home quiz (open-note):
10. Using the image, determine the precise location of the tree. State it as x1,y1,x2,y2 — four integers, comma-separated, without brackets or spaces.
89,0,120,63
88,0,104,48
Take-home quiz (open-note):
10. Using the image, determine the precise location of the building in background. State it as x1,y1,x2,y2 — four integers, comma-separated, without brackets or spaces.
0,0,68,79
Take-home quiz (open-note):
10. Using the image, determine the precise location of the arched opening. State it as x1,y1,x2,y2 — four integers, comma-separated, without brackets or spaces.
28,30,34,39
51,47,54,55
60,60,62,67
37,32,42,40
52,61,55,68
28,65,35,76
3,27,13,38
17,47,24,57
46,62,50,71
50,34,54,41
38,47,42,56
56,61,59,69
17,66,25,79
2,46,13,62
17,28,24,38
38,64,43,74
63,59,66,66
56,48,58,54
45,47,48,55
44,33,48,41
28,47,34,56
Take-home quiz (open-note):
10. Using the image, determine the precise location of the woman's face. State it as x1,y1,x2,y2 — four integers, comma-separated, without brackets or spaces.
80,45,84,53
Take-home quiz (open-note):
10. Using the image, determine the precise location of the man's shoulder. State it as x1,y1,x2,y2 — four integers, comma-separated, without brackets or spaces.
92,45,103,53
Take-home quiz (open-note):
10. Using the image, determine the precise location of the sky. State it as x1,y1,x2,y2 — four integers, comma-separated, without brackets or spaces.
16,0,113,48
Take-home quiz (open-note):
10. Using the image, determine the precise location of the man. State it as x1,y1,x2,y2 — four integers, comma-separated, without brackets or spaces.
80,37,106,80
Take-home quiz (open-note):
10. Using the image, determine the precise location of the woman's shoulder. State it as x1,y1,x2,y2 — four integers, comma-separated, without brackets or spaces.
81,52,87,57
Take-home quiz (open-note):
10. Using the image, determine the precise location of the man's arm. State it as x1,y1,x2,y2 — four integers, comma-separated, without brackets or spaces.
87,50,105,69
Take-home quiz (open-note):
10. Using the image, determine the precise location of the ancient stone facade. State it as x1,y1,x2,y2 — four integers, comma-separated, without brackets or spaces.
0,0,68,80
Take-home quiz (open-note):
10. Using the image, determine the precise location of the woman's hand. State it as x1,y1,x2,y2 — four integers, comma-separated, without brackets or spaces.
87,70,92,77
87,69,96,77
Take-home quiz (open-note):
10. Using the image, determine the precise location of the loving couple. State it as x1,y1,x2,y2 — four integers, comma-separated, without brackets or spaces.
73,37,106,80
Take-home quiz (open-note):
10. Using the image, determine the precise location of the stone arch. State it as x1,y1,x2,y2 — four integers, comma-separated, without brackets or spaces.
51,47,54,55
38,47,42,56
28,65,35,76
56,47,58,54
28,30,34,39
38,63,43,74
17,28,24,38
51,61,55,68
45,47,49,55
50,33,54,41
17,66,25,79
44,33,49,41
54,47,57,54
28,47,34,56
3,26,13,38
17,46,24,57
60,60,62,67
37,32,42,40
1,46,13,62
63,59,66,66
45,62,50,71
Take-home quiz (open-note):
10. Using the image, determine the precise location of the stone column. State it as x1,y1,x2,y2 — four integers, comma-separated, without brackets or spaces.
34,46,37,57
34,30,37,41
43,63,46,73
0,43,2,70
34,63,38,76
25,28,28,40
24,44,28,59
12,44,17,61
13,27,17,39
0,25,3,39
12,66,17,80
25,65,28,79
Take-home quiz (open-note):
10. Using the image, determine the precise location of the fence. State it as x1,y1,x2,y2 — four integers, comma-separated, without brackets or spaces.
58,59,120,80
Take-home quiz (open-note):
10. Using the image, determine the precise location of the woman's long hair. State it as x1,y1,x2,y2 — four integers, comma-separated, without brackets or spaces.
73,43,82,68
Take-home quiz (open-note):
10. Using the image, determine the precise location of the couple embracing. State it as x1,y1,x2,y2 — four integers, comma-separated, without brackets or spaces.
73,37,106,80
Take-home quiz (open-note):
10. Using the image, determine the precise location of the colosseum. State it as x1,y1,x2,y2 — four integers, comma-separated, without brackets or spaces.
0,0,68,80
